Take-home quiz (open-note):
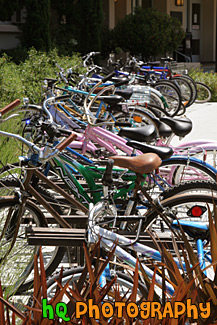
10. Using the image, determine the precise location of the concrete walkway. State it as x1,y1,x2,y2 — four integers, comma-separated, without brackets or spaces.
171,102,217,146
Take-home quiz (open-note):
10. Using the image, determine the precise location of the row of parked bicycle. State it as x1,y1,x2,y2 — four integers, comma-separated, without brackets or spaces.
0,53,215,303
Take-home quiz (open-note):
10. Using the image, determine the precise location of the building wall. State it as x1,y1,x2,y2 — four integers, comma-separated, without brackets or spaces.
0,24,21,50
166,0,187,30
201,0,215,62
152,0,167,12
115,0,127,23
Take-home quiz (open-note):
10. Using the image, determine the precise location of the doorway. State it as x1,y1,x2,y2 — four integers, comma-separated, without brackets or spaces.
190,0,201,61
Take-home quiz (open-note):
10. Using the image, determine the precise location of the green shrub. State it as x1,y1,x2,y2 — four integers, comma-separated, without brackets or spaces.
189,68,217,102
0,48,85,165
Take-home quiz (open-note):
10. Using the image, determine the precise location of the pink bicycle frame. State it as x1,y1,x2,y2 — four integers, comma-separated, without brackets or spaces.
69,124,142,156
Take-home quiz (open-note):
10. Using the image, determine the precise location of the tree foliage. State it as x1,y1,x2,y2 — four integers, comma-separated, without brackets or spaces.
50,0,104,55
113,7,185,60
20,0,51,51
0,0,16,21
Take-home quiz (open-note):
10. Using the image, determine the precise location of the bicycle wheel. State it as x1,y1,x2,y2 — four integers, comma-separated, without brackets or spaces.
149,89,165,109
143,191,217,236
171,76,193,108
106,106,158,134
46,266,148,304
139,192,216,276
195,82,212,103
160,180,217,199
153,80,182,116
191,148,217,170
159,157,216,185
178,74,197,106
0,197,65,294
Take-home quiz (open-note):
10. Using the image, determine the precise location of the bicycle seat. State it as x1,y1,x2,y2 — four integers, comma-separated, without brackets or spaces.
110,153,162,174
126,141,173,160
97,95,123,105
151,117,173,137
118,124,157,142
160,116,192,137
115,89,133,100
172,220,209,240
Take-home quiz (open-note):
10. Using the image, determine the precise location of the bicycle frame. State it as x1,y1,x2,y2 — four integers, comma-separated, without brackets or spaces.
88,202,178,296
172,220,210,275
20,167,88,228
49,153,140,207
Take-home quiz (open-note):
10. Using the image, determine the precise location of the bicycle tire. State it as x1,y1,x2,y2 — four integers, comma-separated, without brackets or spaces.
137,179,217,215
159,157,216,185
161,180,217,200
46,266,148,304
153,80,182,116
195,82,212,103
175,103,186,116
0,196,66,294
137,191,217,275
171,76,193,108
178,74,197,106
149,89,165,109
191,148,217,170
143,191,217,233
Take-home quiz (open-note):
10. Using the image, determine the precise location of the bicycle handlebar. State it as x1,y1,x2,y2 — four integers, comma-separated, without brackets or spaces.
56,132,77,151
0,99,21,116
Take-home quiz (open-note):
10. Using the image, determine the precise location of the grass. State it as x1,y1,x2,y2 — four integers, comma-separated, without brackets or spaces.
189,67,217,102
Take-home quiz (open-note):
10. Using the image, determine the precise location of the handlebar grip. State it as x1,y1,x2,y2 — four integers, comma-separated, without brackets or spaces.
56,132,77,152
101,71,116,83
0,99,21,116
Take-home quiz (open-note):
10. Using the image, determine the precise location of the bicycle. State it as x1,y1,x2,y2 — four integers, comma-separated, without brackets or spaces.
0,99,90,294
40,76,217,188
1,99,217,296
44,158,217,305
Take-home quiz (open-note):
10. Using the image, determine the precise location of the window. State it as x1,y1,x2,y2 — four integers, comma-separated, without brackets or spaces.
170,11,183,25
142,0,152,8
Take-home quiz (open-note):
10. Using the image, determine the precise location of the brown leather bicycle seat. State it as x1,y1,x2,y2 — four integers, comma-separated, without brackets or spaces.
110,153,162,174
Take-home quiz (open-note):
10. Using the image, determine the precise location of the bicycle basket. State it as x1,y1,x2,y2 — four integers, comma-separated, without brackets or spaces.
124,85,151,105
171,62,188,75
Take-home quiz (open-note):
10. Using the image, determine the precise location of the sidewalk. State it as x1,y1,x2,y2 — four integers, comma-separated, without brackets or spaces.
171,102,217,146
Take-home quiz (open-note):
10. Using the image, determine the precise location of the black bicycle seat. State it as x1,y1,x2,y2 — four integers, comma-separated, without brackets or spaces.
115,88,133,100
97,95,123,105
151,117,173,137
119,124,157,142
126,141,174,160
160,116,192,137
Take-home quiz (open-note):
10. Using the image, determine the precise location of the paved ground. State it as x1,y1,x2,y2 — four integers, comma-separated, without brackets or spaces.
171,101,217,146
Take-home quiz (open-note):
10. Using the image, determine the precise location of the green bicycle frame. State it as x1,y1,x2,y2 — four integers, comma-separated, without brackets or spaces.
50,153,146,208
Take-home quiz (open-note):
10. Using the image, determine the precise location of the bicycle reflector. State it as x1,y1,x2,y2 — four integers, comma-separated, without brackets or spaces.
187,205,207,217
133,115,142,123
